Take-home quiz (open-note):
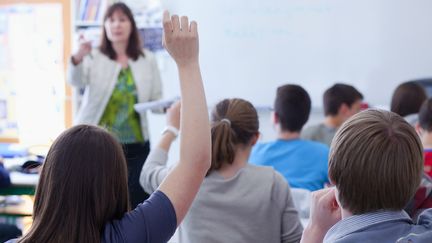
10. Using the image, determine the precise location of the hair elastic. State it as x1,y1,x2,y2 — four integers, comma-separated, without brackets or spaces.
220,118,231,126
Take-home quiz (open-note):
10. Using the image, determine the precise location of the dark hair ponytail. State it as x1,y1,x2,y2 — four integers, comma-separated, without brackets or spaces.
209,98,259,175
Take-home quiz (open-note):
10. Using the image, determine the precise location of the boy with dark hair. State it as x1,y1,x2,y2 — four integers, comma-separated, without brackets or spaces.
301,109,432,243
249,84,329,191
301,83,363,146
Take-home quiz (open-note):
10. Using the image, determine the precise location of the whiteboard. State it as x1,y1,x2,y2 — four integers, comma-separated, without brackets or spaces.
158,0,432,108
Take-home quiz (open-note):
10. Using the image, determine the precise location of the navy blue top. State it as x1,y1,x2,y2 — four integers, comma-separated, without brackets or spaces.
103,190,177,242
6,190,177,243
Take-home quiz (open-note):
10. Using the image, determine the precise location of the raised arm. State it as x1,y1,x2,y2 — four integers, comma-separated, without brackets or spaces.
67,35,92,88
157,11,211,226
140,101,181,193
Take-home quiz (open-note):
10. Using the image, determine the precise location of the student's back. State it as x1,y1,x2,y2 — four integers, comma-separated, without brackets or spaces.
141,98,303,243
324,209,432,243
250,139,328,191
300,110,432,243
249,84,329,191
178,164,301,243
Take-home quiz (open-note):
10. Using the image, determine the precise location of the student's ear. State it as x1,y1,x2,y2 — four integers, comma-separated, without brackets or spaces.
416,122,423,136
271,111,279,125
250,132,260,146
338,103,350,117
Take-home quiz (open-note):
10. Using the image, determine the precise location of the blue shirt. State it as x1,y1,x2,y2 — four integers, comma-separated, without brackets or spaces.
324,209,432,243
249,139,329,191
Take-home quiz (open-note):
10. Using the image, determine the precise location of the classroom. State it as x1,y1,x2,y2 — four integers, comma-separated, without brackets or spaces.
0,0,431,242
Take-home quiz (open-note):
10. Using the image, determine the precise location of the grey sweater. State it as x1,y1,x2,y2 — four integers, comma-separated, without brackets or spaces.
140,148,303,243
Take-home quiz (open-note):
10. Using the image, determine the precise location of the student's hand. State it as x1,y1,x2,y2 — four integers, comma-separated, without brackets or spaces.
162,11,199,68
167,101,181,130
72,34,92,64
301,188,341,243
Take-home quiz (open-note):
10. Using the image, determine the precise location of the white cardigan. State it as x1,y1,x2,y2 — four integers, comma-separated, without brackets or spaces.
67,49,162,141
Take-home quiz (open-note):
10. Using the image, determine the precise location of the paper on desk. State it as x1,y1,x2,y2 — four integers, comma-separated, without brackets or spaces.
134,97,180,113
134,98,272,114
10,172,39,186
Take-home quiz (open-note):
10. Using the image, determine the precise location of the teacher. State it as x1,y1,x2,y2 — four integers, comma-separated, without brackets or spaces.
67,2,162,208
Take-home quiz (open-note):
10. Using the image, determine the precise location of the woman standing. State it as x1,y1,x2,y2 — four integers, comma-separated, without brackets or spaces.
68,2,161,207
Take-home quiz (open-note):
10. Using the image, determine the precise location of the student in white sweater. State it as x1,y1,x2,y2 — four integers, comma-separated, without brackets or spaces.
140,98,303,243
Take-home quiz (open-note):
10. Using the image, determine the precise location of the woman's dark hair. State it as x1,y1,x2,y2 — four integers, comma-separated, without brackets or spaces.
391,81,427,117
100,2,144,60
210,98,259,175
19,125,129,242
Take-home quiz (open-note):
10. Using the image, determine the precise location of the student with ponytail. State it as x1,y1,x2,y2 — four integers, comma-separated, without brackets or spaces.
141,98,303,243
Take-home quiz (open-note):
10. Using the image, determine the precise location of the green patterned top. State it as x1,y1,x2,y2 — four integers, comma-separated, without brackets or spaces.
99,67,144,144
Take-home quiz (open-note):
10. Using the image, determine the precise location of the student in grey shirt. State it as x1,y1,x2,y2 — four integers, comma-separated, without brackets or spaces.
301,83,363,146
141,99,303,243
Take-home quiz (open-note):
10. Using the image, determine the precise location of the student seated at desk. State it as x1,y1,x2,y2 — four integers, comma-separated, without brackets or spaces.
391,81,427,126
8,12,211,243
300,110,432,243
249,84,329,191
301,83,363,146
140,98,303,243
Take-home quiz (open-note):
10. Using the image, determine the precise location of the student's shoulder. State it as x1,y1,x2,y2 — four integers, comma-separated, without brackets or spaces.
300,123,325,139
302,123,324,135
254,166,291,200
247,164,286,183
396,209,432,242
299,139,329,152
252,140,280,151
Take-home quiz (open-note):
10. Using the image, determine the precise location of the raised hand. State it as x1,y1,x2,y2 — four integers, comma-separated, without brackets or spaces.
162,11,199,68
72,34,92,64
166,101,181,130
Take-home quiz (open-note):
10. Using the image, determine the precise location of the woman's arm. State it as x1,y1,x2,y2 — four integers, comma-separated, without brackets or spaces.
157,12,211,226
67,36,92,88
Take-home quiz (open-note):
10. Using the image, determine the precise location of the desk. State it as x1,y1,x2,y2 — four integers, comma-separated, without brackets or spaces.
0,195,33,229
0,172,38,196
0,196,33,217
